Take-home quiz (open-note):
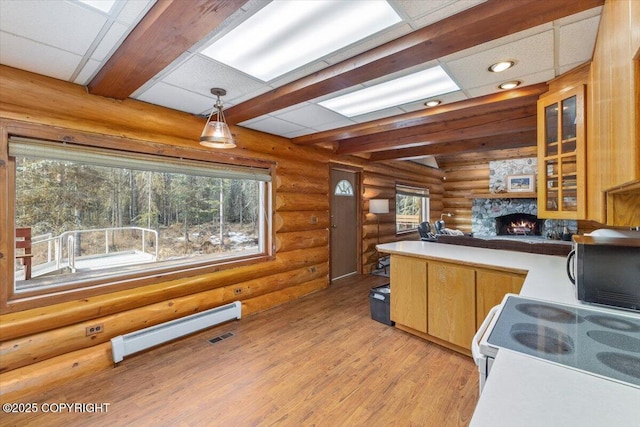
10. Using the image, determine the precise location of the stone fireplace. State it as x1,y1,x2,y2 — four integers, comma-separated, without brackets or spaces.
495,213,543,236
471,158,576,238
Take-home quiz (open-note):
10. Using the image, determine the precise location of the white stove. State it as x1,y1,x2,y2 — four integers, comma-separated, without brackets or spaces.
473,294,640,393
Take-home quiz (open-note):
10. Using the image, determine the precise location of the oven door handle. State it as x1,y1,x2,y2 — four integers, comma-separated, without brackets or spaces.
472,305,499,365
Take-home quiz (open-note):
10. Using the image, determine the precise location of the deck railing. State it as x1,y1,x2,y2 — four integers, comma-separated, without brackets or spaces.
19,226,158,279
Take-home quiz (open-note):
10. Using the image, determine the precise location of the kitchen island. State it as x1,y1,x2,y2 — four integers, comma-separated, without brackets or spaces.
376,241,640,427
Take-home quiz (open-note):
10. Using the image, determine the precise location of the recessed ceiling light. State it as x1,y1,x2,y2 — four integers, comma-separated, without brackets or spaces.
499,80,522,90
319,66,459,117
425,100,442,107
77,0,116,13
489,60,516,73
202,0,402,82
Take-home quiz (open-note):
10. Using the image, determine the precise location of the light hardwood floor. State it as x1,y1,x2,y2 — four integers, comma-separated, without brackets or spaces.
4,274,479,426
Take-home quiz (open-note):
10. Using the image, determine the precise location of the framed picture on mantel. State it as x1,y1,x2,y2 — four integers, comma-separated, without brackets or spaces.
507,174,535,192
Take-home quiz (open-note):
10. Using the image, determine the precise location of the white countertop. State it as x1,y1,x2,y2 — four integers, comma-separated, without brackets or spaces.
471,350,640,427
376,240,640,427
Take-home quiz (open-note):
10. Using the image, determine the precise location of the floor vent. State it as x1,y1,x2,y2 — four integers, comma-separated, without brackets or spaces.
209,332,234,344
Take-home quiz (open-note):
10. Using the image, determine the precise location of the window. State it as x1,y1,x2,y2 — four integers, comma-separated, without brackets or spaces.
334,179,354,196
9,137,273,303
396,184,429,233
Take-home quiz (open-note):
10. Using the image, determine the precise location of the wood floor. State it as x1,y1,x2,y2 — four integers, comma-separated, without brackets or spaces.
4,274,479,427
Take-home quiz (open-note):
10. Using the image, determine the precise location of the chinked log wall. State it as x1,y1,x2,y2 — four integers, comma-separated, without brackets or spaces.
0,66,442,400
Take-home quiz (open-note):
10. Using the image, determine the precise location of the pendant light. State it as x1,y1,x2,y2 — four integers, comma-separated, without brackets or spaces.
200,88,236,149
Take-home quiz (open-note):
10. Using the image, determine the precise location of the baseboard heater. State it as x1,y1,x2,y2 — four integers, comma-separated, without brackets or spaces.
111,301,241,363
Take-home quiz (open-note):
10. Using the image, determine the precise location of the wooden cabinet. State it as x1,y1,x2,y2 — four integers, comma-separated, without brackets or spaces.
476,269,525,326
389,255,527,355
427,261,476,350
390,255,427,333
537,85,586,219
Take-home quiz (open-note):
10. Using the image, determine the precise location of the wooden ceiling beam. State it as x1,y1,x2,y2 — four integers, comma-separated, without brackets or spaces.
336,107,537,155
292,84,547,146
223,0,603,124
88,0,248,99
369,131,537,161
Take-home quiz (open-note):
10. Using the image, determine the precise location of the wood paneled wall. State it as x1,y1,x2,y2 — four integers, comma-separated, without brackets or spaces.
0,66,439,400
586,0,640,223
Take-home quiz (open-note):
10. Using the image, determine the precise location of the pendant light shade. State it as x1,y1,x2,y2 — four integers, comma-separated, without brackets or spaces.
200,88,236,149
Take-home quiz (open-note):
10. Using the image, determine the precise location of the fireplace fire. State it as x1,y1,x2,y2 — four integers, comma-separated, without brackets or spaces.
495,213,542,236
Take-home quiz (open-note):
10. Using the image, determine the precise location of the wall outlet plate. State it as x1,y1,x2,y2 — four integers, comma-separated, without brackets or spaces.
86,323,104,336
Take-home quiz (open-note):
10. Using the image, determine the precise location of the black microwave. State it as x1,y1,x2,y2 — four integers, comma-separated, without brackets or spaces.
567,236,640,311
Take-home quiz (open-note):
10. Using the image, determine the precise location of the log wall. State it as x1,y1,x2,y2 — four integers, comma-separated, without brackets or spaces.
439,147,537,233
0,66,441,400
438,146,607,234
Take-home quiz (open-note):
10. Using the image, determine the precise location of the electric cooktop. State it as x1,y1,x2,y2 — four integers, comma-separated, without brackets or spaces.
487,295,640,388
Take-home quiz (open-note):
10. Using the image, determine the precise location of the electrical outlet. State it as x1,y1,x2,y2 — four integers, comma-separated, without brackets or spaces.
86,323,104,336
234,288,242,295
309,266,317,273
310,216,318,225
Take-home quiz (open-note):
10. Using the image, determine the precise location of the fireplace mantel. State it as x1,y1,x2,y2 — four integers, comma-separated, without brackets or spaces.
467,192,537,199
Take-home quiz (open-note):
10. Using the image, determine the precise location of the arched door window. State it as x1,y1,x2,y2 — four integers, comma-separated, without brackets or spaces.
334,179,354,196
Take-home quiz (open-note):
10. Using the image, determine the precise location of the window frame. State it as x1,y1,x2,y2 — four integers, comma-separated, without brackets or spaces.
1,121,276,313
395,183,430,235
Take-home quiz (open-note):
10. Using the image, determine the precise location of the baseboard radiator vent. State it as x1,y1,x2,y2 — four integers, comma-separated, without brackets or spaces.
111,301,241,363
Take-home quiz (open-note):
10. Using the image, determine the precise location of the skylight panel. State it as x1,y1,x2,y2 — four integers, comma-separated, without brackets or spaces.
318,66,460,117
201,0,402,82
77,0,116,13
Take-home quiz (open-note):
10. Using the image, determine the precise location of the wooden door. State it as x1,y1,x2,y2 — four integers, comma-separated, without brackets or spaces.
330,168,359,280
427,261,476,350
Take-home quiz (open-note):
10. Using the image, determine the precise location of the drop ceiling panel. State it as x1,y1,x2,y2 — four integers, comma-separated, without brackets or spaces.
0,31,82,80
242,116,307,136
0,0,107,55
74,58,102,85
274,104,351,128
136,82,220,115
312,117,358,132
406,0,486,28
116,0,156,25
438,23,553,64
558,15,601,67
392,0,458,19
466,69,555,98
159,55,265,102
445,30,554,89
91,22,129,61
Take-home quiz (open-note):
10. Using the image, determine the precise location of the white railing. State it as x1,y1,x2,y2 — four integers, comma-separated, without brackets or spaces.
26,226,158,278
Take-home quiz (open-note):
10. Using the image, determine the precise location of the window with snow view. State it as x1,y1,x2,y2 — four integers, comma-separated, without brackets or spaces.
9,138,273,302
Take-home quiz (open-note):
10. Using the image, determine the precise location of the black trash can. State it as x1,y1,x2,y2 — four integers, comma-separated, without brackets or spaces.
369,284,394,326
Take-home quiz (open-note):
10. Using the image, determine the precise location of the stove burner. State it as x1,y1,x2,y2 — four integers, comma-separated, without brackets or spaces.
510,323,574,355
596,352,640,380
587,330,640,353
515,303,584,324
585,315,640,333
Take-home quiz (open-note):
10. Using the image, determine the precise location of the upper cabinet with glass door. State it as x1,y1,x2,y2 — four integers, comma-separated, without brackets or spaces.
537,85,586,219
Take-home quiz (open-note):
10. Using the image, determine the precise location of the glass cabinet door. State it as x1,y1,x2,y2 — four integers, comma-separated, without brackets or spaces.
537,85,585,219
